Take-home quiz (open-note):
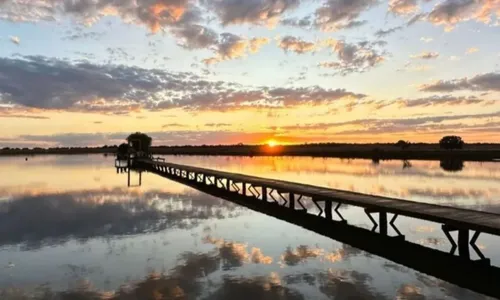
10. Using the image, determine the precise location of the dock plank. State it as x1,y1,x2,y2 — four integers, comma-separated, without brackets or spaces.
140,160,500,236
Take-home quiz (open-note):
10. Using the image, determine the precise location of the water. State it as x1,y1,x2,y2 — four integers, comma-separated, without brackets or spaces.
0,155,498,299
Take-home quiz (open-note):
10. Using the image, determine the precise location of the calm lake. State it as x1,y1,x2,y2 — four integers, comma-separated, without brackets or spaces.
1,155,499,299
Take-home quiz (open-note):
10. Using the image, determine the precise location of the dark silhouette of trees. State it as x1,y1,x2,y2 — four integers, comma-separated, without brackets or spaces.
127,132,152,153
440,159,464,172
439,136,464,150
117,143,130,159
395,140,410,150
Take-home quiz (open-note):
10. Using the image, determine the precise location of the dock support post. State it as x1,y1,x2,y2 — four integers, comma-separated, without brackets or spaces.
458,229,470,259
139,172,142,186
127,168,131,187
242,183,246,196
262,187,267,202
289,193,295,210
379,212,387,235
325,201,332,220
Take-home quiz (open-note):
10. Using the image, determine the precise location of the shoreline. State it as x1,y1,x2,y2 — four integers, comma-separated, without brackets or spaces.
1,144,500,162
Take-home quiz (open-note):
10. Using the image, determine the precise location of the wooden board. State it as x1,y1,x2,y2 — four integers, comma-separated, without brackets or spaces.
141,160,500,236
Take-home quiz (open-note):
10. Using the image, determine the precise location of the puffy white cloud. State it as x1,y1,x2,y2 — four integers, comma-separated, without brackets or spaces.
9,35,20,45
389,0,419,15
277,36,318,54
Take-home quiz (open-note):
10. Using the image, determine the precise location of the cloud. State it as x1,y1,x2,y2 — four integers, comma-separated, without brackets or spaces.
319,39,386,75
389,0,419,15
162,123,188,128
0,55,365,114
276,109,500,135
9,35,20,45
314,0,379,31
205,123,232,127
0,0,193,33
0,55,188,111
406,12,427,25
398,62,433,71
419,72,500,92
396,95,491,107
248,37,270,53
420,36,433,43
466,47,480,54
410,51,440,59
62,31,105,41
427,0,500,31
172,24,219,49
280,16,313,29
204,0,300,27
277,36,319,54
374,25,404,37
203,34,270,64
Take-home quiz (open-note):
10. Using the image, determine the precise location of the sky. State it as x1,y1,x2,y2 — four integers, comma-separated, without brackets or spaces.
0,0,499,147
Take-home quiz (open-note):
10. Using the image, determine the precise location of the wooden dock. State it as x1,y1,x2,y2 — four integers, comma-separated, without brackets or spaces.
134,159,500,260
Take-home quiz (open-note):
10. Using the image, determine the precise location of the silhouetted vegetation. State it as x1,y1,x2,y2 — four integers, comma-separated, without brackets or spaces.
395,140,411,150
439,136,464,150
440,159,465,172
127,132,152,153
117,143,130,159
1,142,500,161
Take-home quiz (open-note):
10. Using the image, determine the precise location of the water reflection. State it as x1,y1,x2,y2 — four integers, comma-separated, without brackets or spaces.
0,155,498,300
440,159,465,172
0,190,241,250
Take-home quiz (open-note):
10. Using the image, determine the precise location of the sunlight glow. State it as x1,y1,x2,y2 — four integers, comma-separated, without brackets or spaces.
267,139,278,147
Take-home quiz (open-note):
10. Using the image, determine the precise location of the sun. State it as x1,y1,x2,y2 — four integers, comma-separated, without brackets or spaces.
267,139,278,147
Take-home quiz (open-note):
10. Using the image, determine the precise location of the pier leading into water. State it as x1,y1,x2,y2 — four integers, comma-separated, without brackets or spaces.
118,157,500,298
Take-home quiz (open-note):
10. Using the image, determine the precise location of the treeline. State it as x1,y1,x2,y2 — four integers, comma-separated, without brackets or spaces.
0,145,118,155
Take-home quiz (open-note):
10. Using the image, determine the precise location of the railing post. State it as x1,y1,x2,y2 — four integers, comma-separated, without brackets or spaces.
379,212,387,235
458,229,470,259
289,193,295,210
242,183,246,196
262,187,267,202
325,201,332,220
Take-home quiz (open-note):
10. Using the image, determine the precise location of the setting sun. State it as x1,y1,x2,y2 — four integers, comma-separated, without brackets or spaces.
267,139,278,147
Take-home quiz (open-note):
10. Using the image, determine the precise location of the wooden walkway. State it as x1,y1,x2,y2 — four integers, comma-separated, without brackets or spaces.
135,159,500,259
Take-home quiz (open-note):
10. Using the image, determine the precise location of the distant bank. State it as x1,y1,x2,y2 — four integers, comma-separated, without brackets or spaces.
2,143,500,162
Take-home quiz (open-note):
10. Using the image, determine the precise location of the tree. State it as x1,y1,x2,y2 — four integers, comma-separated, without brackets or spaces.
117,143,130,159
439,136,464,150
395,140,410,150
127,132,152,153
